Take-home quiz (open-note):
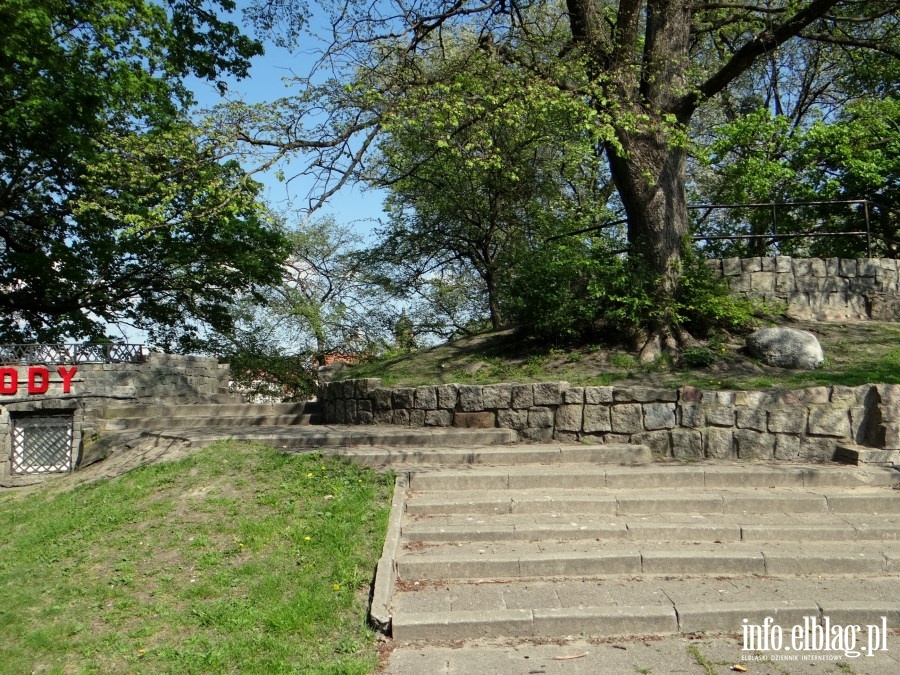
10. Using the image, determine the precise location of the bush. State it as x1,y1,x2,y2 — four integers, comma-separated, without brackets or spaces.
504,239,759,344
226,349,317,402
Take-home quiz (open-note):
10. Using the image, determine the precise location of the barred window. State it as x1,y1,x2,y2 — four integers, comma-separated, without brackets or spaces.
10,414,74,474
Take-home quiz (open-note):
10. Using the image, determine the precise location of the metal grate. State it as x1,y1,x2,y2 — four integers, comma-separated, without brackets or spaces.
0,343,146,365
11,415,74,474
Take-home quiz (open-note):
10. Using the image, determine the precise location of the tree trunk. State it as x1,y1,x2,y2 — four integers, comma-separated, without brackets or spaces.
606,128,692,360
484,268,503,331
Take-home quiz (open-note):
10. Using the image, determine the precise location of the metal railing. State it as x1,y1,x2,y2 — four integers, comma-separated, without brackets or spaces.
690,199,873,257
0,343,147,365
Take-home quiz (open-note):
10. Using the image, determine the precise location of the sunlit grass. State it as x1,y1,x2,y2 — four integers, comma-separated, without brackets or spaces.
0,442,393,674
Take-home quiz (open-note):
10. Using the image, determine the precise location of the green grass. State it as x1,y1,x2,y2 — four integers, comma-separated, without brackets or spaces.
0,442,393,674
344,322,900,390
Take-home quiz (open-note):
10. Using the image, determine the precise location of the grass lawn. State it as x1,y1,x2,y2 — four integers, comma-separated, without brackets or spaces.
0,441,393,674
345,321,900,390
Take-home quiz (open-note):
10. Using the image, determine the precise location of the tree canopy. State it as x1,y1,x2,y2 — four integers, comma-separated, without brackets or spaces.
0,0,289,345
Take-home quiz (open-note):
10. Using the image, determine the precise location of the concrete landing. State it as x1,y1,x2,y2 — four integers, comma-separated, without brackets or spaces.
384,633,900,674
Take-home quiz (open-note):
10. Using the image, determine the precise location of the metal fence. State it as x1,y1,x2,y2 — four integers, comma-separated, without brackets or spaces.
690,199,873,257
0,343,146,366
10,414,74,474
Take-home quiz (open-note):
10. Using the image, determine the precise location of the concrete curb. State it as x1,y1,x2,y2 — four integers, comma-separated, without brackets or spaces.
369,473,408,634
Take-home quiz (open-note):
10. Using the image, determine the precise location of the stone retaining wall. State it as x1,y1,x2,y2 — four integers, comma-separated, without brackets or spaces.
319,379,900,462
0,353,230,480
708,257,900,321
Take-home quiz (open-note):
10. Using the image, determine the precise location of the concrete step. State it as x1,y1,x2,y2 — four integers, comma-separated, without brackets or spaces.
404,487,900,517
178,426,521,450
407,463,900,491
394,541,900,581
340,442,648,466
103,413,322,431
402,513,900,543
390,576,900,641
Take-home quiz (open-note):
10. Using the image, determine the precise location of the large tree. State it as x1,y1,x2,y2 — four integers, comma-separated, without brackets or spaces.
0,0,289,344
231,0,898,356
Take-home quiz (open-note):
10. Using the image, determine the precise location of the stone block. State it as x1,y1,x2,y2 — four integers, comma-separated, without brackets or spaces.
680,385,702,404
723,257,742,276
859,258,879,277
767,409,806,434
369,388,393,412
679,404,702,428
643,403,676,430
775,273,796,292
555,404,583,432
672,430,703,459
425,409,453,427
707,258,723,274
825,257,840,276
728,275,751,292
734,391,767,407
357,411,373,424
355,378,382,398
884,423,900,451
357,399,372,413
742,257,762,273
773,255,792,272
830,385,858,404
750,272,775,293
482,384,512,409
734,429,774,459
877,384,900,420
839,258,858,276
373,410,394,425
458,385,484,411
760,257,777,272
807,407,851,437
632,431,672,457
436,384,458,409
527,406,554,428
583,405,611,433
393,388,415,409
392,409,410,426
414,386,437,409
809,258,827,276
799,436,837,462
554,431,579,443
705,406,735,427
497,409,529,430
610,404,642,434
453,411,495,429
341,380,356,399
345,399,357,423
614,387,677,403
533,382,564,406
705,428,734,459
736,408,767,431
774,434,801,460
511,384,534,409
521,427,553,442
584,386,613,404
562,387,584,404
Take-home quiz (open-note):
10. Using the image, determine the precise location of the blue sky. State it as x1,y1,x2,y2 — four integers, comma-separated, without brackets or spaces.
189,2,386,241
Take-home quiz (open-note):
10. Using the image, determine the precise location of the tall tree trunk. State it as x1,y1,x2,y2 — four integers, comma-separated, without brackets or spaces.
607,127,693,360
484,267,503,331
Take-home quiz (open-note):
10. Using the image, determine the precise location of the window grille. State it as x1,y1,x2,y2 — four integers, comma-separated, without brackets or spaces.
10,414,74,474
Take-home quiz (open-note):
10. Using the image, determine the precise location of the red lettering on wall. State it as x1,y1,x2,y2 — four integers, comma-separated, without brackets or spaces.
57,365,78,393
27,366,50,394
0,368,17,394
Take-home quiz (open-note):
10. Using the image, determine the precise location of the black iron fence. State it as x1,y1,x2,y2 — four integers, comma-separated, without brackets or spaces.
0,343,147,366
690,199,873,257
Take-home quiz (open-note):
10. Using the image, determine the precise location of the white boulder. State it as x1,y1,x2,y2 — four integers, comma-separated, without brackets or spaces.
746,327,824,370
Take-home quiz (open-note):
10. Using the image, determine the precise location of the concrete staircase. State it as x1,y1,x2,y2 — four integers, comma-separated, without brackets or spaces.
382,461,900,643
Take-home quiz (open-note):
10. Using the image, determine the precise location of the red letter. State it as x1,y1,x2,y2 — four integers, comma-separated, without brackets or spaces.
27,366,50,394
0,368,17,394
57,365,78,394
